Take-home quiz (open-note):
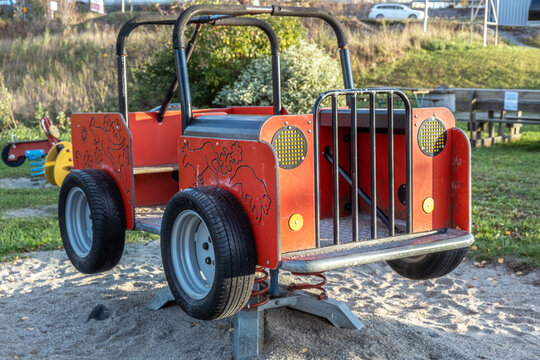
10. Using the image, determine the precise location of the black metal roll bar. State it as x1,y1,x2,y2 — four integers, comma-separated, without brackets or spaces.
115,14,282,123
172,5,355,132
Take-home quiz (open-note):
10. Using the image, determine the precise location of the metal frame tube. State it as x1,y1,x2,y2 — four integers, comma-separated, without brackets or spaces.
331,95,340,245
173,4,354,130
369,93,377,239
312,88,412,248
175,49,192,132
115,15,283,124
350,95,358,242
387,93,395,237
117,55,129,123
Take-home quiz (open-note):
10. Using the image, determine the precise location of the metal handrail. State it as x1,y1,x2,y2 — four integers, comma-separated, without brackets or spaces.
115,14,282,123
172,4,355,132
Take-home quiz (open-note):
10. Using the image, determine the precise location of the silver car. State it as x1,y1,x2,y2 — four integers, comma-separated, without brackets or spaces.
368,3,425,20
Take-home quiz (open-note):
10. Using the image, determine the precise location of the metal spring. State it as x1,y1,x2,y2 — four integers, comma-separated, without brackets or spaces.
25,150,46,186
244,266,269,311
288,272,328,300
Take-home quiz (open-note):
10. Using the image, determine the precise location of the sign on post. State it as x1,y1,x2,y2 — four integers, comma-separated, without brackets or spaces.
504,91,519,112
90,0,105,14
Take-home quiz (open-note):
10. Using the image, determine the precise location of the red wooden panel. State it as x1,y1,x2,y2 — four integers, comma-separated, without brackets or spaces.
177,137,279,269
260,114,315,254
451,128,471,232
411,108,455,232
134,173,179,207
71,113,135,229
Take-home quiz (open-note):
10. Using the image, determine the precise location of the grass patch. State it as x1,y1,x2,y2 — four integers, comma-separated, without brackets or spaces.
469,130,540,267
0,217,62,261
524,33,540,48
358,39,540,89
0,187,59,211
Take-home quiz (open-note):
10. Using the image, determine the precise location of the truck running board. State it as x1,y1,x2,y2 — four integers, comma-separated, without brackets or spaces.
280,228,473,273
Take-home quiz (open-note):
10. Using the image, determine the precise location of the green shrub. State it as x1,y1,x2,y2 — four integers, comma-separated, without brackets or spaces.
130,16,305,110
213,40,344,114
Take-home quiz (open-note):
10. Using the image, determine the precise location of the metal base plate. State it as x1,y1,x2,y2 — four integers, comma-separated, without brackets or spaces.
147,287,363,360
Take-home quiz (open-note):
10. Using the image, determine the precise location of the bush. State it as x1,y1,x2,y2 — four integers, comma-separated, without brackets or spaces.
213,40,344,114
130,15,305,110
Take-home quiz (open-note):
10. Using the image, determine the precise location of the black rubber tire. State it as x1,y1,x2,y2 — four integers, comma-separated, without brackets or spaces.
59,169,126,274
386,248,468,280
409,14,418,19
161,187,257,321
376,14,384,19
2,144,25,167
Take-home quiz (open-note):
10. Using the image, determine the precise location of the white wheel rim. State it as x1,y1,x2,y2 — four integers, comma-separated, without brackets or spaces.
171,210,215,300
65,187,93,257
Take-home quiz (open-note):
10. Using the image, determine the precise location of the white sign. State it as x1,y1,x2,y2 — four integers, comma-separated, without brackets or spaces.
90,0,105,14
49,1,57,11
504,91,519,111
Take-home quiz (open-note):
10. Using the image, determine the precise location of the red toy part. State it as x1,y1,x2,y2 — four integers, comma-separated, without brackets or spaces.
3,117,59,163
260,114,316,254
71,113,135,229
177,136,279,269
451,127,471,232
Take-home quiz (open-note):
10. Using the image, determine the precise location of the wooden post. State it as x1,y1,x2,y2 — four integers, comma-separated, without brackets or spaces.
498,110,506,137
469,91,477,142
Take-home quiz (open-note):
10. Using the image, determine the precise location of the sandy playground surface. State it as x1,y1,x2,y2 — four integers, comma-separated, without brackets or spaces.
0,239,538,360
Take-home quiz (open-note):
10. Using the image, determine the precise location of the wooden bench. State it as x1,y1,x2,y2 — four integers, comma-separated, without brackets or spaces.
454,89,540,147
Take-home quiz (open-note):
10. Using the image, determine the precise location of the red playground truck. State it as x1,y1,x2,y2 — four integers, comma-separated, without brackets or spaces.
58,4,473,321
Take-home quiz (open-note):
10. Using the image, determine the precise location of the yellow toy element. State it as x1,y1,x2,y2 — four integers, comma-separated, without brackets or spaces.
288,213,304,231
422,197,435,214
48,125,61,139
45,141,73,187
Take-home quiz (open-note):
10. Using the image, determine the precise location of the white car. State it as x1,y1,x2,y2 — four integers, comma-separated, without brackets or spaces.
368,3,425,20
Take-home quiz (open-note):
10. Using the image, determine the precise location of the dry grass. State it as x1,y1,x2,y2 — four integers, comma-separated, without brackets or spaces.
306,18,484,75
0,21,166,128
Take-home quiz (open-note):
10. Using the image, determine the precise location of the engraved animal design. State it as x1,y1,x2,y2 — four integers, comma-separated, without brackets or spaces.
217,142,242,174
75,115,132,206
181,142,219,186
87,115,130,194
229,165,272,225
181,141,243,186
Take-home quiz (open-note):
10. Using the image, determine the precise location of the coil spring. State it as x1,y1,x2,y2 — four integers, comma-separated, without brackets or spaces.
25,150,46,186
288,272,328,300
243,266,269,311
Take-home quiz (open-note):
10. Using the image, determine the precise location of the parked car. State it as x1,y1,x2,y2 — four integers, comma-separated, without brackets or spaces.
368,3,425,20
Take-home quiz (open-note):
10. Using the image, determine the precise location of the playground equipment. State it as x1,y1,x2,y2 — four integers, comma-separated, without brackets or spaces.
1,117,59,167
58,5,474,358
44,141,74,187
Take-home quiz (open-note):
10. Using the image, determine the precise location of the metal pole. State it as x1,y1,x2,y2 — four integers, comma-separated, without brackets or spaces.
122,0,125,13
470,1,474,44
494,0,499,46
423,0,428,33
483,0,488,46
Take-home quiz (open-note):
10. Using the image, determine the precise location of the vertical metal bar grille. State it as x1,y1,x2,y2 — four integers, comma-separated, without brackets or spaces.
350,95,359,242
331,95,340,245
369,93,377,239
312,88,412,248
387,93,395,237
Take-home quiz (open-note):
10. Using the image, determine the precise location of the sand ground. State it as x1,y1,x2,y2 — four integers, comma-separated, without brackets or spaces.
0,240,538,360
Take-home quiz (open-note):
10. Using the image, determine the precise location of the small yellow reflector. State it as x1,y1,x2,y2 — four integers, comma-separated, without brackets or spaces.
288,214,304,231
422,197,435,214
